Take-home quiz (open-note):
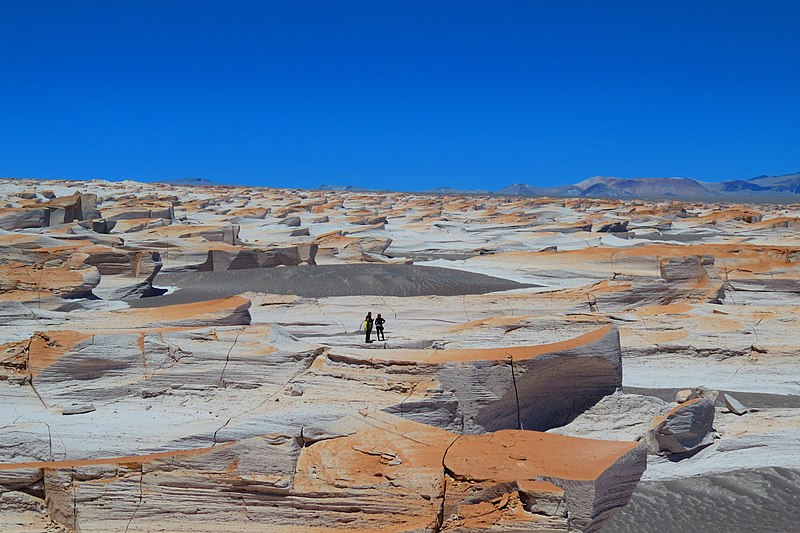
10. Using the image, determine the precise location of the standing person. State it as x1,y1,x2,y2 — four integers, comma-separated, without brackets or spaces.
364,312,374,343
375,313,386,341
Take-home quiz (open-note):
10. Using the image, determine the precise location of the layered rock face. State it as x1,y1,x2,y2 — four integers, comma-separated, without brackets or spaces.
0,325,640,533
2,178,800,532
441,431,645,532
372,325,622,433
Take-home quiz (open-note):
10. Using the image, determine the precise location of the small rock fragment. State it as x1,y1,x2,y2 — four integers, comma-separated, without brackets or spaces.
285,383,304,397
723,393,748,415
675,389,693,403
62,404,96,415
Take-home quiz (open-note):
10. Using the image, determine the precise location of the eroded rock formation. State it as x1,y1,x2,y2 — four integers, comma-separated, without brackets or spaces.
2,178,799,532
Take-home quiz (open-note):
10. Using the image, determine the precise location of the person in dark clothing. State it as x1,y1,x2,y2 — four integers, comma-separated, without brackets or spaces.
364,312,374,343
375,313,386,341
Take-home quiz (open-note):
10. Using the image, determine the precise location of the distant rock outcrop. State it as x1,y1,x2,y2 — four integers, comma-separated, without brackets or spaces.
196,245,318,271
0,192,99,229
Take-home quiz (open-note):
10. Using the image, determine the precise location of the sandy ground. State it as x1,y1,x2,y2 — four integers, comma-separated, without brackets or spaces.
607,467,800,533
133,264,533,305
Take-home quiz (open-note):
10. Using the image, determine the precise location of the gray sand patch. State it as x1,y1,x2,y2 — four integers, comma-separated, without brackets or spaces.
128,264,533,306
606,467,800,533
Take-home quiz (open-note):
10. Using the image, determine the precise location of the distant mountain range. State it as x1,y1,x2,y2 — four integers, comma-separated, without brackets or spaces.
495,171,800,201
318,171,800,201
318,184,371,192
155,177,217,186
140,172,800,201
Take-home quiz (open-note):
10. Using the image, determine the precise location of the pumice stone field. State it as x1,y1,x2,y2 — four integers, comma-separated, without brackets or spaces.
1,178,799,532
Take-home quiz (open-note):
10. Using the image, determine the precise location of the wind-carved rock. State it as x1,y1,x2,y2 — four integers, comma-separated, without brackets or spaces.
0,325,642,533
0,257,100,299
363,325,623,433
45,192,100,225
442,430,647,532
578,254,726,312
196,244,318,271
0,192,99,229
596,220,629,233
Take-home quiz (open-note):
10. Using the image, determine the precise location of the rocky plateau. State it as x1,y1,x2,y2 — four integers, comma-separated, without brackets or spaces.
1,178,799,532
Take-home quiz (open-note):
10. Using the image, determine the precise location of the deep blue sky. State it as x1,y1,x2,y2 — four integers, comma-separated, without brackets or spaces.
2,1,799,190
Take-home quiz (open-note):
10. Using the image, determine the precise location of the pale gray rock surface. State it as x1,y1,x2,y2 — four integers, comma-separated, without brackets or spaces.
549,391,670,442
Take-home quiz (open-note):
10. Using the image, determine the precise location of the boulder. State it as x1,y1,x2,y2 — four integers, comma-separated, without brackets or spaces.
349,215,388,225
597,220,629,233
278,216,302,227
62,404,96,415
75,218,117,234
648,397,716,454
697,386,720,402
